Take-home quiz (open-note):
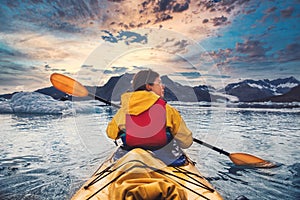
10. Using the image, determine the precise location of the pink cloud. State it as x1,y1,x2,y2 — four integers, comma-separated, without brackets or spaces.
235,40,268,57
281,7,294,18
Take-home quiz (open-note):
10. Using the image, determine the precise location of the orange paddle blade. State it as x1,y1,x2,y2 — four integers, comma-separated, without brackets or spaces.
229,153,275,168
50,73,88,97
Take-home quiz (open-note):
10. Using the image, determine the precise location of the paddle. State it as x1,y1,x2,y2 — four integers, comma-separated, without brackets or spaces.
193,138,275,168
50,73,275,168
50,73,120,108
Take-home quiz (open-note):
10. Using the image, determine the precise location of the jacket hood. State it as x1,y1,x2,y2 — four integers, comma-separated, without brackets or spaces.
121,91,160,115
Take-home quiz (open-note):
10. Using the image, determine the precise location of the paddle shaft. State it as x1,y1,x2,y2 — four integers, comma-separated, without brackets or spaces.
87,93,120,108
193,138,230,156
88,91,230,158
92,93,230,157
90,92,230,157
87,91,230,157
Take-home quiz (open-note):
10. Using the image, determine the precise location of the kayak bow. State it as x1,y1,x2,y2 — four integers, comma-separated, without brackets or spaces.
71,148,223,200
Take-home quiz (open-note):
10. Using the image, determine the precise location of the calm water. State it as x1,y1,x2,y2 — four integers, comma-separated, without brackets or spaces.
0,102,299,200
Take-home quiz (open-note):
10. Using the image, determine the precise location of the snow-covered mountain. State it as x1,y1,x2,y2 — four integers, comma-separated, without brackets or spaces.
1,76,299,104
96,75,300,103
224,77,300,102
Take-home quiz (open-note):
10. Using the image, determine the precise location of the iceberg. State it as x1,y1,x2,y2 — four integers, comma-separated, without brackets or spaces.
0,92,108,115
7,92,70,114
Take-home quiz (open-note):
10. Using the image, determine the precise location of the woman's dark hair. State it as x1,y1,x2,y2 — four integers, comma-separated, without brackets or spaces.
132,69,159,91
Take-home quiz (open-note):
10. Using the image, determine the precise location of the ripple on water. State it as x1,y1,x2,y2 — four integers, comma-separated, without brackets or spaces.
0,155,75,200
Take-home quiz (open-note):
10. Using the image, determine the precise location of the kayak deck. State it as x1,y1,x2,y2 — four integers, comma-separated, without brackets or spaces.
71,148,223,200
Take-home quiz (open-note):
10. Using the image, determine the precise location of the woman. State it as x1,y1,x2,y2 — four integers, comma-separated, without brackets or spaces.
106,69,193,166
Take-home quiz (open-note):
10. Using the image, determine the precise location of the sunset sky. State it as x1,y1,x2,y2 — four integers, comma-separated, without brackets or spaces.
0,0,299,94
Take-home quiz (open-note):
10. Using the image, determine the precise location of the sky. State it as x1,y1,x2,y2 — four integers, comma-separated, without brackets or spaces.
0,0,299,94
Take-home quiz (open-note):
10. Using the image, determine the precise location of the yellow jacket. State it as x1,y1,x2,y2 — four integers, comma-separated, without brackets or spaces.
106,91,193,148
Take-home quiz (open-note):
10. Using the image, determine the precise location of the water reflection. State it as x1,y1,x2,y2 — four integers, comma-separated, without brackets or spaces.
0,104,299,199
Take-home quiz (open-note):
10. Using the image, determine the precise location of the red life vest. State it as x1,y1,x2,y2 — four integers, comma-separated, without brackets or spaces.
125,98,167,148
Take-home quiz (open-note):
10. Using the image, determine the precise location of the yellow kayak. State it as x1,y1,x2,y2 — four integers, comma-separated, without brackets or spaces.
71,148,223,200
